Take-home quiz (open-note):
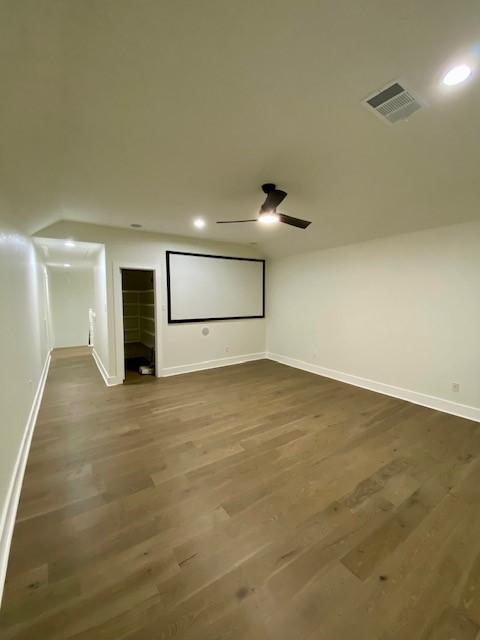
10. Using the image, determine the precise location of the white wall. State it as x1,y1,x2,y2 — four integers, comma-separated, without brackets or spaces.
48,267,94,347
267,221,480,414
0,217,50,599
36,222,266,380
92,246,109,373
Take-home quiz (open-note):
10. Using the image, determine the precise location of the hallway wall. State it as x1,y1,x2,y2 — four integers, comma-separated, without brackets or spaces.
48,267,94,348
92,246,109,374
0,216,50,599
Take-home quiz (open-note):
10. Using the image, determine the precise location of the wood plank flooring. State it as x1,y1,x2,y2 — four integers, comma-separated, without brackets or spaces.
1,347,480,639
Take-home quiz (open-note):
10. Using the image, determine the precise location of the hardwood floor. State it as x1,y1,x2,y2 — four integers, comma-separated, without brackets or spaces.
1,348,480,639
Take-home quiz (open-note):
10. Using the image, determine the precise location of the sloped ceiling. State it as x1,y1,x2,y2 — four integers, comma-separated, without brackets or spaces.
1,1,480,256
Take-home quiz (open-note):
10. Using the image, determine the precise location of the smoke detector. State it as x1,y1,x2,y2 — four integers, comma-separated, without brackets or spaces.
363,81,423,124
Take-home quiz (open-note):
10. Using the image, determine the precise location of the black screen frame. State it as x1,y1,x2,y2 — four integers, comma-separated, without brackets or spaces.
166,250,265,324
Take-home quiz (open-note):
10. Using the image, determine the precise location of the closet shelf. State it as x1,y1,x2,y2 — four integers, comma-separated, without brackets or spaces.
123,289,154,293
122,283,155,350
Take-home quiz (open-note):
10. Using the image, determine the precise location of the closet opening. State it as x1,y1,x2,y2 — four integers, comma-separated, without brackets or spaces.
121,268,156,384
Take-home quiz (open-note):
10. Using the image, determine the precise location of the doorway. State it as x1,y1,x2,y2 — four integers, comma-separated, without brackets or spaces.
121,268,156,384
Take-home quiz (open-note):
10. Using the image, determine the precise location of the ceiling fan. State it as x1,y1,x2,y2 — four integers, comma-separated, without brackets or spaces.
216,184,311,229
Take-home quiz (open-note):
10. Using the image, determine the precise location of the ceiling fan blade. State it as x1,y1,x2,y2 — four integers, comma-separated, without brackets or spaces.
216,219,258,224
278,213,311,229
261,189,287,212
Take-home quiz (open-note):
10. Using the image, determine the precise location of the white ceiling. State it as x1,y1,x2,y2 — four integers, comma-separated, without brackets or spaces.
2,1,480,256
34,237,102,269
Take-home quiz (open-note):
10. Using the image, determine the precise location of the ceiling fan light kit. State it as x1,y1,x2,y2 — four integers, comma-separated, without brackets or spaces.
258,212,280,224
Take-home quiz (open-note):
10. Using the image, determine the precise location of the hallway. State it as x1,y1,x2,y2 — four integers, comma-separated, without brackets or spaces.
1,348,480,639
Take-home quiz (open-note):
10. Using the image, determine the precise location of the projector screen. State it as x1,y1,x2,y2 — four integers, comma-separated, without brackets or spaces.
166,251,265,323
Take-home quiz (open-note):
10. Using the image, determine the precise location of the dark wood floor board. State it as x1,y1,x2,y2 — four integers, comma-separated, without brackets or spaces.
316,460,480,639
1,348,479,640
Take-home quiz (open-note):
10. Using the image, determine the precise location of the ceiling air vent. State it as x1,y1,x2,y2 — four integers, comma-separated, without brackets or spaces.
364,82,423,124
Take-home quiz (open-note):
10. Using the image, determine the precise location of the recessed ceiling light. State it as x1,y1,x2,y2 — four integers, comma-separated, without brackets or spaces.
130,223,142,228
63,263,71,268
194,218,206,229
64,240,75,247
258,212,279,225
443,64,472,86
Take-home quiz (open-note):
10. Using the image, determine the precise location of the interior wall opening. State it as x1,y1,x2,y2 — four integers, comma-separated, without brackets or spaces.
121,268,156,384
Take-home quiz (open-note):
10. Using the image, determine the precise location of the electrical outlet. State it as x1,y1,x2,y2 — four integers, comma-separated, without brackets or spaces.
452,382,460,393
225,346,230,353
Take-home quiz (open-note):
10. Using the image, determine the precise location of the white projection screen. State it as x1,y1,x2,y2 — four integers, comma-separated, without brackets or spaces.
166,251,265,323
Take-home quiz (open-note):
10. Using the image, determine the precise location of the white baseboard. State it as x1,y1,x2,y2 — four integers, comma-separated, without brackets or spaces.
0,350,51,606
159,352,266,377
92,349,122,387
267,352,480,423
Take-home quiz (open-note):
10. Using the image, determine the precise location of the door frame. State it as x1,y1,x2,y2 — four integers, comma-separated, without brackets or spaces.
113,262,162,381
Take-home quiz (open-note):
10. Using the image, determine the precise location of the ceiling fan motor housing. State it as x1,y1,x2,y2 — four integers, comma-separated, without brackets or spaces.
261,183,276,194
